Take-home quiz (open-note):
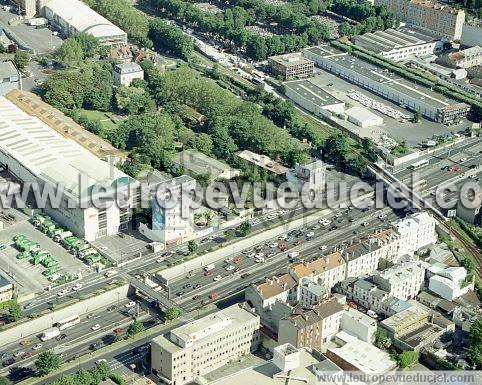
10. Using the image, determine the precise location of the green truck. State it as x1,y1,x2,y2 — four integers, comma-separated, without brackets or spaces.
16,239,40,253
61,236,82,250
42,255,58,268
40,219,56,234
32,250,49,265
42,267,57,277
85,253,102,265
47,226,65,239
16,251,30,260
31,214,46,227
13,234,27,242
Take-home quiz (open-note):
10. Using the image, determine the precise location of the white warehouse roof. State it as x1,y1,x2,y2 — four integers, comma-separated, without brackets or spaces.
44,0,127,42
345,106,383,127
0,96,134,199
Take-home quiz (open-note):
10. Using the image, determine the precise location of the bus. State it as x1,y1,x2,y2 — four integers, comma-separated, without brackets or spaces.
410,159,429,170
57,315,80,330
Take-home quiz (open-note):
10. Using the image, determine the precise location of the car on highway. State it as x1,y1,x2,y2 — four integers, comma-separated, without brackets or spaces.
213,275,222,281
192,295,201,300
278,234,287,240
13,351,24,358
57,288,69,296
106,305,116,311
224,257,233,263
95,359,107,365
240,273,250,279
156,258,163,263
193,283,202,289
2,358,14,367
72,283,83,291
90,343,100,351
362,221,369,226
305,231,315,239
0,352,9,360
233,257,242,264
32,344,43,350
269,242,278,248
225,264,235,271
176,291,185,297
23,302,35,310
182,283,192,289
293,240,301,246
204,270,212,277
19,339,30,346
56,334,66,341
91,324,101,331
125,301,136,308
209,292,219,300
378,214,387,220
254,256,265,263
319,245,327,251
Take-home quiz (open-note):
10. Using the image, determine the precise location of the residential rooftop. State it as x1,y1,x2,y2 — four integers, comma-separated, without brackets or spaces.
254,274,297,300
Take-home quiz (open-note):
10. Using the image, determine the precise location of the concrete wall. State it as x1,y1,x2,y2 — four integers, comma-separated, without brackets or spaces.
0,284,129,345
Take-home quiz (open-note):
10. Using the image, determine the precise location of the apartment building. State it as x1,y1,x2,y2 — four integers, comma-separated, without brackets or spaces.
268,53,314,80
428,266,472,300
0,273,13,303
245,274,297,312
341,241,383,279
437,46,482,69
392,212,437,257
289,251,347,290
372,261,428,301
278,298,344,349
340,308,377,343
151,176,197,246
299,281,329,307
113,62,144,87
374,0,465,41
151,304,260,385
338,278,391,313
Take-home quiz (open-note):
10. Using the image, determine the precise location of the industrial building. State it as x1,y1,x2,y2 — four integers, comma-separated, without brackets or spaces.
285,160,326,197
304,45,470,124
113,62,144,87
345,106,384,127
43,0,127,45
0,61,21,96
0,95,138,241
352,27,444,62
151,304,260,385
374,0,465,41
268,53,314,80
283,78,345,119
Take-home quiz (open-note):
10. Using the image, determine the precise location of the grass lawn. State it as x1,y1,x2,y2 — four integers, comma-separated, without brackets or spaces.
77,109,118,131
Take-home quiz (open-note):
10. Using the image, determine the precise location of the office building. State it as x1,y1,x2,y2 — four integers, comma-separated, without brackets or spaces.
113,62,144,87
43,0,127,45
437,46,482,69
151,304,260,385
0,95,138,241
268,53,314,80
372,261,428,301
283,78,345,119
151,175,197,245
0,272,14,303
304,45,470,124
286,160,326,197
0,61,21,96
374,0,465,41
352,27,444,62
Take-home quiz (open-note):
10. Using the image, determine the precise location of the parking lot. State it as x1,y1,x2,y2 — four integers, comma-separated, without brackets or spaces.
0,215,89,299
92,231,151,264
310,71,471,147
0,7,62,54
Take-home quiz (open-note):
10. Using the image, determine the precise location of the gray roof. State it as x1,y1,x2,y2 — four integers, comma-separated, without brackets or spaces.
284,78,343,107
114,62,143,75
0,272,11,288
305,46,466,110
269,53,313,67
0,61,19,80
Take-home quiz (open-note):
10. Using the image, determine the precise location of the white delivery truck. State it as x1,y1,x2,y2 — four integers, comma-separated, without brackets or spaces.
40,327,60,341
203,264,215,272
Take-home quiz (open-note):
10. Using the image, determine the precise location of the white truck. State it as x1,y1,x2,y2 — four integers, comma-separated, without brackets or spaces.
54,231,72,242
40,327,60,341
203,264,215,272
28,17,47,26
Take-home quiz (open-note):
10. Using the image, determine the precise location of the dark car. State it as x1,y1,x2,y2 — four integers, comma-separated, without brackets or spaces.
240,273,250,279
193,283,201,289
106,305,116,311
176,291,185,297
90,343,100,351
56,334,66,341
2,358,14,367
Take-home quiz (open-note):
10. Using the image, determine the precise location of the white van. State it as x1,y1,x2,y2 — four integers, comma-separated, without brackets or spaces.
288,251,299,259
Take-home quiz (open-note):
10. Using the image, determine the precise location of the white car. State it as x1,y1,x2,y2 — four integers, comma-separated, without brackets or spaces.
311,225,320,230
125,301,136,308
213,275,222,281
224,257,233,263
362,221,369,226
247,252,256,258
14,351,24,357
319,245,327,251
225,265,235,271
255,252,264,258
72,283,83,291
255,257,265,263
57,288,69,297
95,359,107,365
91,324,101,331
100,246,108,251
269,242,278,248
156,258,163,263
335,212,342,218
278,234,287,240
305,232,315,238
378,214,387,220
32,344,43,350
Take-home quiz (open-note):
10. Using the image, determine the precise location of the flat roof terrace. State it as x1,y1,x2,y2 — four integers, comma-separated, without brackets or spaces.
284,78,343,106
